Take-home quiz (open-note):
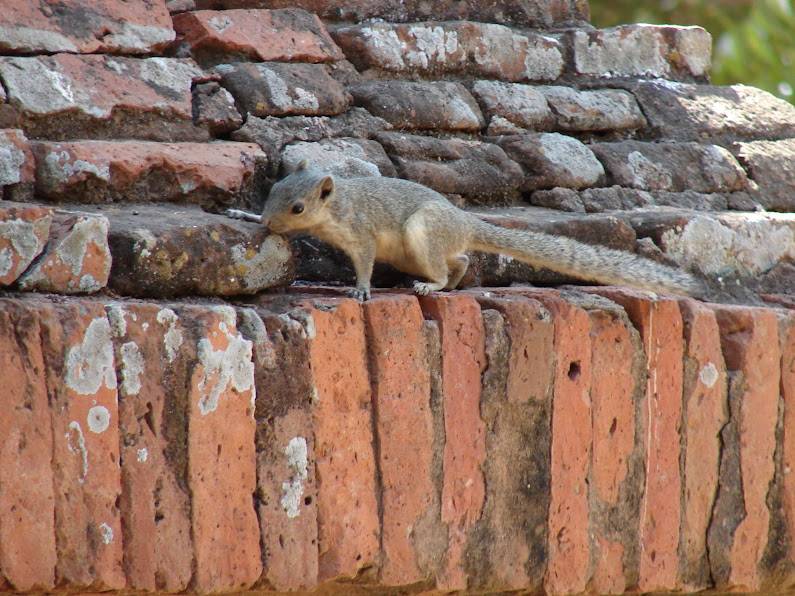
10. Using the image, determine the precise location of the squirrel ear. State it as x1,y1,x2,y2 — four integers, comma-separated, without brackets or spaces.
296,160,308,171
319,176,334,200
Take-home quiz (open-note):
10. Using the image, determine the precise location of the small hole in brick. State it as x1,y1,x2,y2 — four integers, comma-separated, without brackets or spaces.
609,418,617,438
568,361,581,381
304,496,312,506
217,444,222,457
279,535,285,548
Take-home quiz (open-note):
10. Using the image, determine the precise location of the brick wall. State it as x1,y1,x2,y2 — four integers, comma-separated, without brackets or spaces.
0,0,795,594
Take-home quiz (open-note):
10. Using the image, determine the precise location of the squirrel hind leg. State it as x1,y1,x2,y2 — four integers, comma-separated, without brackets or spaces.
444,254,469,290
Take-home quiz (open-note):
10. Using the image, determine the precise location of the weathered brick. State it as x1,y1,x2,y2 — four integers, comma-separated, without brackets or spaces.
216,62,351,118
677,299,728,591
31,141,266,208
376,132,523,202
362,295,435,585
0,128,35,201
37,300,124,589
332,21,564,82
173,8,344,67
0,202,52,286
709,305,780,592
176,305,262,593
537,86,646,132
350,81,484,132
495,133,605,190
590,288,683,592
281,138,397,179
567,24,711,79
239,309,318,591
419,294,487,591
466,80,555,132
0,55,207,142
781,313,795,584
0,299,57,591
16,212,111,294
107,205,293,298
294,298,380,581
0,0,174,55
107,303,193,592
733,138,795,211
193,82,244,137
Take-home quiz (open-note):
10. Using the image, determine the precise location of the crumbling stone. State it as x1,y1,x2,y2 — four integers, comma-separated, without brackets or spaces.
0,128,35,201
537,86,646,132
0,202,52,286
281,138,397,178
466,80,555,132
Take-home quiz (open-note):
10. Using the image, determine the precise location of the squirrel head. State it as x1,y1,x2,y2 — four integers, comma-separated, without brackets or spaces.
261,160,335,234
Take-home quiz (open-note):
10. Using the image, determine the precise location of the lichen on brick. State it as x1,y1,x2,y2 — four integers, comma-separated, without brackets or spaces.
196,319,255,415
281,436,309,518
64,316,117,395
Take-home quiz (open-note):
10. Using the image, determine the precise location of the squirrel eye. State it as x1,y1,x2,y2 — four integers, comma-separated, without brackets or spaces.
291,203,304,215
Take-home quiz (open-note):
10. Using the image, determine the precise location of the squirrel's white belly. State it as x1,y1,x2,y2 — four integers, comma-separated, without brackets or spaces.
374,228,413,269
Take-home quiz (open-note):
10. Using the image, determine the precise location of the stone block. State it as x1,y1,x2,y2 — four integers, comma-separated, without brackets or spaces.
216,62,351,118
173,8,343,67
36,300,124,589
0,202,52,286
362,295,435,585
0,55,207,141
241,309,318,591
591,140,747,193
107,303,193,592
418,295,486,590
709,305,780,592
495,133,605,190
281,138,397,178
332,21,564,82
567,24,711,79
376,132,523,202
106,204,294,297
175,305,262,593
0,0,174,55
733,138,795,211
466,80,555,132
0,299,57,591
677,299,728,591
17,211,111,294
192,82,244,137
32,140,265,208
0,129,35,201
537,86,646,132
350,81,484,131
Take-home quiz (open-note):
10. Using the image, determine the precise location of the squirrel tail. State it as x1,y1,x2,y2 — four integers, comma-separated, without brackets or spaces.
471,218,705,297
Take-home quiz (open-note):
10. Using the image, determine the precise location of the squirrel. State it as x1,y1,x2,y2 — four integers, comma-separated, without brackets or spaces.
227,161,704,301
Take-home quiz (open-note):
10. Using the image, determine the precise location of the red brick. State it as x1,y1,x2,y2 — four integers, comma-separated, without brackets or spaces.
107,303,193,592
678,299,728,590
241,308,318,591
297,298,380,581
592,538,625,596
17,212,111,294
37,299,125,589
531,293,592,596
362,295,434,585
32,140,266,207
0,0,174,55
0,129,35,201
781,314,795,579
173,9,344,65
0,299,56,591
419,294,486,591
593,288,683,593
0,201,52,286
712,305,780,591
177,305,262,593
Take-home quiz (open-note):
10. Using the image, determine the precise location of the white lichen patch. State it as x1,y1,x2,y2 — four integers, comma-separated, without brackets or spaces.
540,133,605,187
359,26,408,70
699,362,719,388
0,143,25,185
103,23,175,53
139,57,201,96
231,236,292,291
573,27,667,78
0,218,49,280
209,15,234,34
405,25,457,69
281,436,309,518
137,447,148,462
287,310,316,340
156,308,183,362
66,421,88,482
119,341,144,396
0,25,79,53
87,405,111,434
627,150,673,190
41,150,111,188
257,65,319,112
523,36,565,81
64,317,117,395
99,522,114,545
196,320,255,415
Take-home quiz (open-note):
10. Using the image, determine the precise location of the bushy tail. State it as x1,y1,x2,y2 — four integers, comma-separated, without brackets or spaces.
471,219,704,297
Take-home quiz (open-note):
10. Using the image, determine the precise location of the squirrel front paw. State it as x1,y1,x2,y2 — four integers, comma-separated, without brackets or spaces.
413,281,432,296
350,287,371,302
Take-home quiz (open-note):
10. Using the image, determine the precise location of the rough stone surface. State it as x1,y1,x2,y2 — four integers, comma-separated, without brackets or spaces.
17,211,111,294
173,8,344,67
709,306,780,592
0,0,175,55
0,55,207,142
376,132,523,202
0,202,52,286
108,303,193,592
591,141,748,193
350,81,484,131
37,300,125,590
106,204,293,297
216,62,351,118
0,128,35,201
495,133,605,190
734,138,795,211
0,300,57,592
31,141,266,209
280,138,397,179
192,82,244,137
537,86,646,132
781,314,795,588
332,21,564,82
567,24,712,79
466,80,555,132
